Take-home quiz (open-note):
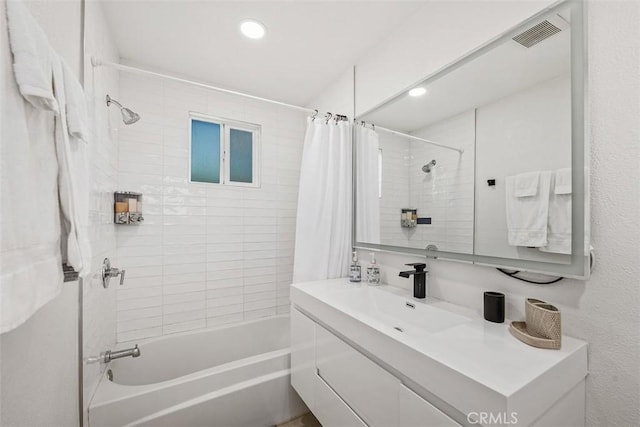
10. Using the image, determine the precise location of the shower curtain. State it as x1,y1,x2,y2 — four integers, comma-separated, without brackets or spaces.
355,126,380,244
293,118,352,283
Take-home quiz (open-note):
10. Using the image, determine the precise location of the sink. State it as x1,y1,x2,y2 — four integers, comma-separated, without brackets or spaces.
325,284,472,337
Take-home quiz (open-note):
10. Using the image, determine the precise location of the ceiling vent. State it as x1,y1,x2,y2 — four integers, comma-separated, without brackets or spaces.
512,19,562,48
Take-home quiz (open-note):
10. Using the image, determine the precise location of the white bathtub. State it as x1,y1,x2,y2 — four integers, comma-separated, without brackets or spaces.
89,315,307,427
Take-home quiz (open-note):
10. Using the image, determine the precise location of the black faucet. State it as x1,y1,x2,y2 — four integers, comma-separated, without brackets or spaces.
399,263,427,299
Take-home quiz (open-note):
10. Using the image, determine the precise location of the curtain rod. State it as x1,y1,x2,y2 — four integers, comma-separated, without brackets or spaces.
91,57,316,114
365,123,464,154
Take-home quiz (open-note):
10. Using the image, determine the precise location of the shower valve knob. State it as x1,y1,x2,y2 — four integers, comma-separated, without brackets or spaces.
102,258,126,288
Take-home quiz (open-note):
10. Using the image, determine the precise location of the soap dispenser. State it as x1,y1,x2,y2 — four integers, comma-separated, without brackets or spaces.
349,251,362,283
367,252,380,285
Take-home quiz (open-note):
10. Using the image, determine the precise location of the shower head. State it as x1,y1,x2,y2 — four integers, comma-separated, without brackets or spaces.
422,160,436,173
106,94,141,125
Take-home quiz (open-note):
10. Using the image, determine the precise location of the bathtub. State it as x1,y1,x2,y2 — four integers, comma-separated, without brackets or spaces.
89,315,307,427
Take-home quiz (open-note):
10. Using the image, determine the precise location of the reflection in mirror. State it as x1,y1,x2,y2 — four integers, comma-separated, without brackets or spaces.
356,2,574,264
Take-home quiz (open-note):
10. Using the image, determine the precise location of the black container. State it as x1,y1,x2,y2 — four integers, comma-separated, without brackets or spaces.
484,291,505,323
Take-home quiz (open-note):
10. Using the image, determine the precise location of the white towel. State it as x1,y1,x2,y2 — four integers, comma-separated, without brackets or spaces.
52,54,92,276
1,2,63,333
514,171,540,197
541,169,572,254
554,168,572,195
62,60,89,142
5,0,58,113
506,171,552,247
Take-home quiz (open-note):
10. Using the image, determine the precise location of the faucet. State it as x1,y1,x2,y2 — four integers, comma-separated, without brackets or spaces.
85,344,141,364
102,345,141,363
399,263,427,299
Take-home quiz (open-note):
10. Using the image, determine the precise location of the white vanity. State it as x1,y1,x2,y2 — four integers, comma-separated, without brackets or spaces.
290,279,587,427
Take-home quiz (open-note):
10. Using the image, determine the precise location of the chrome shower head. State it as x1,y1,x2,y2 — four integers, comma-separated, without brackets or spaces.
422,159,436,173
106,94,141,125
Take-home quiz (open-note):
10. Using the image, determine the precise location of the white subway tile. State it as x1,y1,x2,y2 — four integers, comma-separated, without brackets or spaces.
206,313,244,328
118,327,163,343
206,304,243,318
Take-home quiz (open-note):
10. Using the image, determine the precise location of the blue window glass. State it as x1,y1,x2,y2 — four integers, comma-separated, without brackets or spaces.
191,119,220,183
229,128,253,183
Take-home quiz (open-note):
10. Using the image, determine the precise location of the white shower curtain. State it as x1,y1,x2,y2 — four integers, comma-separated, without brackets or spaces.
355,126,380,244
293,118,352,283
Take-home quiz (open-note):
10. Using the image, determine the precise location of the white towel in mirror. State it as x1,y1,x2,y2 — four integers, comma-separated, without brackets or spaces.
554,168,572,195
514,171,540,197
541,169,572,254
506,171,552,247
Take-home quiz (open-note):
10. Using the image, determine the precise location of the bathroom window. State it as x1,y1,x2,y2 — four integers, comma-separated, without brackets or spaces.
190,114,260,187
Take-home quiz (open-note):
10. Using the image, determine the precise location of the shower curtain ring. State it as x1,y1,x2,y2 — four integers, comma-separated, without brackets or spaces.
324,112,332,124
310,109,318,121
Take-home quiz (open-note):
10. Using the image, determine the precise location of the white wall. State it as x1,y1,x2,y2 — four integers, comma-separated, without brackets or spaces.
114,72,306,342
0,286,78,427
312,2,640,426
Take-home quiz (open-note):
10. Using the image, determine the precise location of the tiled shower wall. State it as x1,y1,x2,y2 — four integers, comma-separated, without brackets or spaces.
378,133,410,247
114,72,306,342
408,110,475,254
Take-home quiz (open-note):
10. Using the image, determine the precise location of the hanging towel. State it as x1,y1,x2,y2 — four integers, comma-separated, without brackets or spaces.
554,168,572,195
5,0,58,113
541,169,572,254
62,60,89,142
1,1,63,333
52,54,92,276
506,171,552,247
514,171,540,197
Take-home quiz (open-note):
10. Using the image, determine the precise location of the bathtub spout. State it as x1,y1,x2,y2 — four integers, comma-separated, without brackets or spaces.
103,344,141,363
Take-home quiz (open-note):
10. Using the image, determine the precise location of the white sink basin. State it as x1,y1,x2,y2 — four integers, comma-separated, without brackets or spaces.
324,284,472,337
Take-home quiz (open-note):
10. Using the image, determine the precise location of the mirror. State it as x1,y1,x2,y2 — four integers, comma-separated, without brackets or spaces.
355,0,589,278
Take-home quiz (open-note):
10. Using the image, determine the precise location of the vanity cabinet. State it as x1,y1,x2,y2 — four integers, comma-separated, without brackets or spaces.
316,324,399,427
291,279,587,427
292,308,461,427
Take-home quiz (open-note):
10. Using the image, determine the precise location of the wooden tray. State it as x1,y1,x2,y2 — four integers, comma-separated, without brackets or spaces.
509,321,561,350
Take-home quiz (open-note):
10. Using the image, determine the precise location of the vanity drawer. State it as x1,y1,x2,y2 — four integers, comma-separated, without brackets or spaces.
291,308,317,410
314,372,368,427
316,324,398,427
399,384,460,427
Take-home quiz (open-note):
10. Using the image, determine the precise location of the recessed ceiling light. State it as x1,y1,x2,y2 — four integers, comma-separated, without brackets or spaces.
240,20,266,40
408,87,427,97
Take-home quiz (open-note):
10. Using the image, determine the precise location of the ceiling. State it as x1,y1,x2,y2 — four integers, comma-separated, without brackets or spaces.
101,1,424,107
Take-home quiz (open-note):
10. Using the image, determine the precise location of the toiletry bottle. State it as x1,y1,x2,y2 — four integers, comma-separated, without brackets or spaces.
349,251,361,283
367,252,380,285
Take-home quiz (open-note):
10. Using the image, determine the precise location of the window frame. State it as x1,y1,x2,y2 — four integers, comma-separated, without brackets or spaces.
189,112,261,188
